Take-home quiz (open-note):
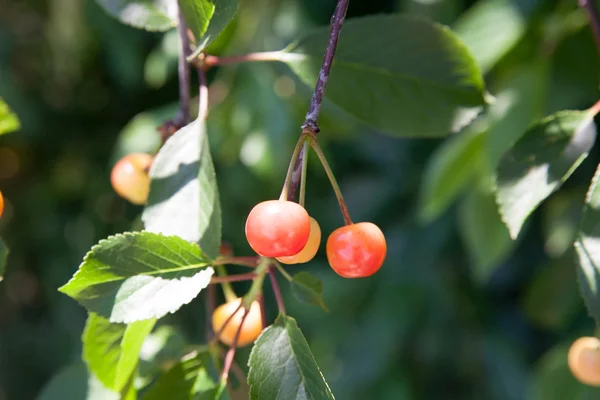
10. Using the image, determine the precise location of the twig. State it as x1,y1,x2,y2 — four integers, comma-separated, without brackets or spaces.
268,266,286,315
214,256,260,268
580,0,600,56
210,272,256,284
197,68,209,121
177,6,191,124
220,308,250,382
302,0,350,132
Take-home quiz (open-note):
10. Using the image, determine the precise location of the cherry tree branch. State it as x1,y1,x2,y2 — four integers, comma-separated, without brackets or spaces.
177,7,191,124
210,272,256,284
580,0,600,56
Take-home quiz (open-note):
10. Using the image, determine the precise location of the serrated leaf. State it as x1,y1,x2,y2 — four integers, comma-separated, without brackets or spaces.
38,363,121,400
282,14,486,137
0,237,8,281
0,98,20,135
83,313,155,391
58,231,214,323
291,272,328,312
142,351,219,400
575,164,600,325
179,0,238,57
96,0,177,31
496,110,597,239
143,119,221,259
248,315,335,400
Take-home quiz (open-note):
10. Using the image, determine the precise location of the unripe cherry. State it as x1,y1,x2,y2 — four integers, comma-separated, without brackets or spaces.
326,222,386,278
211,298,263,347
277,217,321,264
0,191,4,218
110,153,154,205
568,336,600,386
245,200,310,257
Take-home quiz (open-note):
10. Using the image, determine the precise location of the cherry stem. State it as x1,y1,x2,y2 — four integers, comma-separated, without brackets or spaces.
214,256,260,268
298,141,309,207
258,294,267,329
210,272,256,284
268,266,286,316
203,51,286,67
242,258,269,308
176,6,191,124
280,135,308,201
302,0,350,132
580,0,600,56
197,67,209,121
307,136,352,225
273,261,293,282
215,265,237,303
206,284,216,341
220,307,249,383
212,300,244,345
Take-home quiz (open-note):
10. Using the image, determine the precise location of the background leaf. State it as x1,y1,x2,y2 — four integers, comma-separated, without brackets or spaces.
0,98,20,135
496,110,597,239
96,0,177,31
282,14,486,137
291,272,328,312
59,231,214,323
248,315,335,400
0,237,8,280
83,313,156,392
38,363,120,400
143,119,222,259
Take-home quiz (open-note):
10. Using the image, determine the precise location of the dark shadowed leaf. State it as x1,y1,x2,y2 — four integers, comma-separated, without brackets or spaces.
96,0,177,31
38,363,121,400
248,315,335,400
291,272,328,312
0,237,8,280
496,109,597,239
282,14,486,137
58,231,214,323
143,118,222,259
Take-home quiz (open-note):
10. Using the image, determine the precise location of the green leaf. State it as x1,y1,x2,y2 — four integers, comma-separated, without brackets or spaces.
282,14,486,137
139,325,188,381
0,237,8,281
453,0,526,73
142,350,219,400
178,0,238,57
0,98,20,135
95,0,177,31
38,363,121,400
496,110,597,239
575,164,600,325
459,183,515,283
83,313,156,392
248,315,335,400
143,119,222,259
291,272,328,312
58,231,214,323
419,122,486,222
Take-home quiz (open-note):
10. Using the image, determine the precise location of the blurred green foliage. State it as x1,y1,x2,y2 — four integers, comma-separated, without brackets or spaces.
1,0,600,399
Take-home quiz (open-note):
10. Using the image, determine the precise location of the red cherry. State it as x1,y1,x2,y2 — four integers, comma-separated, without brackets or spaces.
110,153,153,205
0,191,4,218
245,200,310,257
326,222,386,278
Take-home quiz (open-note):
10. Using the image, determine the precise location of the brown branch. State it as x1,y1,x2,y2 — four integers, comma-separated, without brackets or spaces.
210,272,256,284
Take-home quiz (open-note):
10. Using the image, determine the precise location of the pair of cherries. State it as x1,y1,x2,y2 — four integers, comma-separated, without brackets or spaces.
245,200,386,278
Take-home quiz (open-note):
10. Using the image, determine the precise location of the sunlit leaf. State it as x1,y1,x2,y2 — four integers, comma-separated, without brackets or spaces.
96,0,177,31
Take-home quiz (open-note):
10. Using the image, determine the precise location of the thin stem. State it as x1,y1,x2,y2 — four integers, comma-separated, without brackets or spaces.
268,266,286,316
216,265,237,303
258,294,267,329
242,258,269,308
206,284,216,341
214,256,260,268
203,51,286,67
308,136,352,225
220,308,249,382
177,6,191,124
273,261,293,282
287,146,305,201
302,0,350,132
580,0,600,56
298,142,309,207
197,68,209,121
210,272,256,284
212,300,244,343
279,136,308,201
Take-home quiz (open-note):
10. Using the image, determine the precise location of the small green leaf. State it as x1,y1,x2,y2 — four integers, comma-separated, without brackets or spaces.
291,272,328,312
95,0,177,31
143,118,222,259
178,0,238,57
58,231,214,323
0,237,8,281
496,110,597,239
0,98,20,135
83,313,155,392
142,351,218,400
575,164,600,325
282,14,486,137
248,315,335,400
38,363,121,400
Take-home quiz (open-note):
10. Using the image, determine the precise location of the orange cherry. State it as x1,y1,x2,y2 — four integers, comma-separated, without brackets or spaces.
245,200,310,257
110,153,153,205
211,298,263,347
277,217,321,264
0,191,4,218
326,222,386,278
568,336,600,386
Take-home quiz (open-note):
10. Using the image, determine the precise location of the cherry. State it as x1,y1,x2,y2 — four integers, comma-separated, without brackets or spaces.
245,200,310,257
326,222,386,278
277,217,321,264
211,298,263,347
568,336,600,386
110,153,153,205
0,191,4,218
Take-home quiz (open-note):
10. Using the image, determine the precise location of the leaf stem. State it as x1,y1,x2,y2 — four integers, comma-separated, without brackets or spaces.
216,265,237,303
206,284,216,341
279,136,308,201
214,256,260,268
302,0,350,132
197,68,209,121
202,51,286,67
268,266,286,316
580,0,600,57
307,135,353,225
242,258,269,308
210,272,256,284
273,261,293,281
177,6,191,124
